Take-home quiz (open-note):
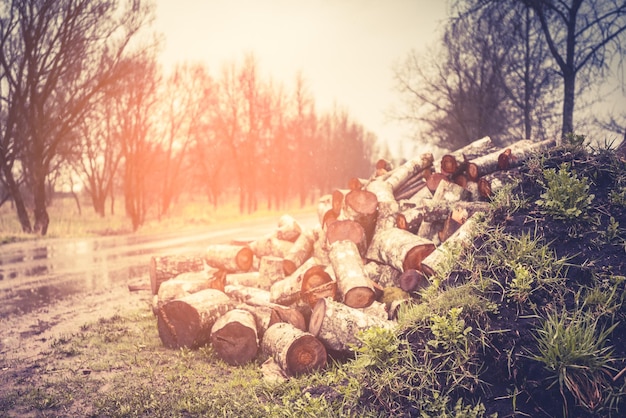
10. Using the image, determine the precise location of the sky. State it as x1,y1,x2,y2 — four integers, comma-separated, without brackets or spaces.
152,0,449,158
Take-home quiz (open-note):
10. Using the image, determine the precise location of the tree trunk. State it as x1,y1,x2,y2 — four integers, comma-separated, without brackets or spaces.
157,289,235,349
261,322,327,376
210,308,259,366
308,297,394,353
205,244,254,272
150,255,206,294
2,166,32,232
329,240,376,309
366,227,435,273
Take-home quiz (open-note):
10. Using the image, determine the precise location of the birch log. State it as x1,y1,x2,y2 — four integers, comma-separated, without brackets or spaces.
329,240,376,309
385,153,434,192
210,309,258,366
156,270,225,310
205,244,254,272
276,214,302,242
301,264,337,308
325,219,368,257
157,289,235,349
366,227,436,273
308,298,394,353
261,322,327,376
149,255,205,294
283,229,314,275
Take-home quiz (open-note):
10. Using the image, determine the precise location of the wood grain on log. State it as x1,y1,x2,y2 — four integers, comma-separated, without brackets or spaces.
210,309,258,365
150,255,205,295
343,189,378,242
270,257,318,306
301,264,337,308
366,227,436,273
205,244,254,272
157,289,235,349
329,240,376,309
398,269,429,292
325,219,368,257
309,298,394,353
261,322,327,376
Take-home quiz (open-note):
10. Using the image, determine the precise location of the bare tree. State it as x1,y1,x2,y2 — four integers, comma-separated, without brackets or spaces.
523,0,626,138
0,0,155,234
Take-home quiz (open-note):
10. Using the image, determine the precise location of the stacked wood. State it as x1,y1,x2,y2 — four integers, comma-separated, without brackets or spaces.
157,289,236,349
261,322,327,376
147,134,558,376
308,298,394,353
205,244,254,272
149,255,205,294
210,309,258,366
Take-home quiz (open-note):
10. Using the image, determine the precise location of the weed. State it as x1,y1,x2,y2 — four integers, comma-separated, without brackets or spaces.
536,162,595,220
531,309,618,414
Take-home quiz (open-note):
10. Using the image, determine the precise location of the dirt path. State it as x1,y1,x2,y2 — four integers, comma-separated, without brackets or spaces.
0,277,152,366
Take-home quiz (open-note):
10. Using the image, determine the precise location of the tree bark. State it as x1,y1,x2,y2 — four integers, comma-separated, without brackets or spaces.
210,308,259,366
157,289,235,349
366,227,436,273
384,153,433,192
421,212,485,278
432,178,471,202
150,255,206,294
308,297,394,353
343,188,378,242
205,244,254,272
156,270,225,310
283,228,314,275
261,322,327,376
270,257,318,306
363,261,401,288
249,233,294,258
329,240,376,309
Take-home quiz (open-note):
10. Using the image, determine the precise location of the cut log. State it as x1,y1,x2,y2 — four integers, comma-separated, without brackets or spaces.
328,240,376,309
317,194,332,226
309,298,394,353
348,177,365,191
301,264,337,308
417,220,442,245
426,172,449,193
398,269,429,292
422,212,485,278
364,261,401,288
210,309,258,366
259,256,285,286
331,189,349,216
157,289,235,349
439,216,463,243
261,322,327,376
343,189,378,242
432,178,471,202
325,219,368,257
235,304,280,340
224,284,271,305
270,257,318,306
283,229,314,276
149,255,205,295
225,272,267,289
276,214,302,242
249,233,294,259
394,180,427,201
205,244,254,272
467,138,555,181
157,270,225,310
440,136,495,175
366,179,399,234
384,153,434,192
366,227,436,273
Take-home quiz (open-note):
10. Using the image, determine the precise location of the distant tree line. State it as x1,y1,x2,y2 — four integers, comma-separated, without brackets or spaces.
0,0,379,234
393,0,626,151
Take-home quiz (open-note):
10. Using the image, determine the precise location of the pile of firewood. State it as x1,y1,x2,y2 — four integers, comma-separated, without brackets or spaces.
148,136,556,380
